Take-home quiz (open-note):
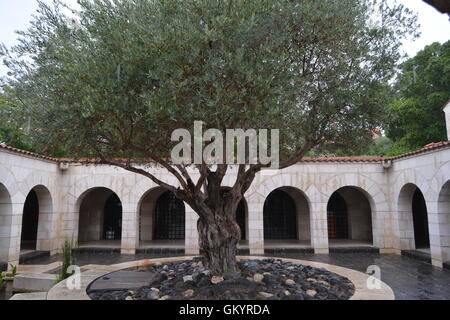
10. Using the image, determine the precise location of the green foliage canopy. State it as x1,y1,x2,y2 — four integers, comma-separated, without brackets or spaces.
1,0,417,164
386,41,450,154
0,0,419,272
0,89,34,151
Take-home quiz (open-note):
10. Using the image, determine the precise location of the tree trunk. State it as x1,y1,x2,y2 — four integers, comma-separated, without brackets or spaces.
197,210,241,274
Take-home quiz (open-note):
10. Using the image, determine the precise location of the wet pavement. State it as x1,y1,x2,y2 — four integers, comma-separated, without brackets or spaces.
11,252,450,300
270,252,450,300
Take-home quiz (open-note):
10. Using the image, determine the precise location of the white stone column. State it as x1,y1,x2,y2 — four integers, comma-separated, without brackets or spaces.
396,189,416,251
185,205,199,255
427,201,445,268
62,202,79,249
372,202,392,252
5,202,24,267
310,202,329,254
0,204,12,263
247,193,264,255
36,211,54,252
121,202,139,254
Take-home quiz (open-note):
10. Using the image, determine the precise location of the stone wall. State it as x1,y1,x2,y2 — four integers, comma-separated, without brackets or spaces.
0,145,449,268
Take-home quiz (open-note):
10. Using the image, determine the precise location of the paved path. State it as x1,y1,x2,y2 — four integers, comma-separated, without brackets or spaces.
20,252,450,300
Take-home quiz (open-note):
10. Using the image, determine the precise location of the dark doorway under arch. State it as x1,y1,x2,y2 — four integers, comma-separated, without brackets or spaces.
78,188,122,244
327,187,373,243
263,189,297,239
103,193,122,240
154,191,185,240
327,192,348,239
21,190,39,250
412,188,430,249
236,200,246,240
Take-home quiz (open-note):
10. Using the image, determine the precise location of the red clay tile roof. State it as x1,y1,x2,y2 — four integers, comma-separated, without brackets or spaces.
301,156,384,163
0,143,59,162
387,141,450,161
1,141,450,164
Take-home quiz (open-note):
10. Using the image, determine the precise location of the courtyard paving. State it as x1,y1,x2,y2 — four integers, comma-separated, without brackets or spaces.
15,252,450,300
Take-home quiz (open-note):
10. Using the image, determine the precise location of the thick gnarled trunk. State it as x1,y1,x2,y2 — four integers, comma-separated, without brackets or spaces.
197,209,241,274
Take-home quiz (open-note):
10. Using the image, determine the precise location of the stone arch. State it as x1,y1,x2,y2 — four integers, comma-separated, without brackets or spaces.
76,187,123,245
321,172,388,248
397,183,430,250
20,185,54,251
138,187,185,242
0,166,19,201
263,186,310,242
326,186,374,244
0,183,12,263
322,173,383,209
65,173,127,245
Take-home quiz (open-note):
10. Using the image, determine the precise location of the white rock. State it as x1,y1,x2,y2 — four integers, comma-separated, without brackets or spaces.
211,276,224,284
182,289,194,298
258,292,274,298
285,279,296,286
183,275,194,282
253,274,264,282
306,289,317,296
317,280,330,288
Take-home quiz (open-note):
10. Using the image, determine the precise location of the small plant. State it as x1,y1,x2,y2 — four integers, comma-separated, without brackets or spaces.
55,240,74,284
0,272,4,288
9,264,17,277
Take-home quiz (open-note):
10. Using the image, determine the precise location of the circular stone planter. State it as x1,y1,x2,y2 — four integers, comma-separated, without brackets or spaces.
47,256,394,300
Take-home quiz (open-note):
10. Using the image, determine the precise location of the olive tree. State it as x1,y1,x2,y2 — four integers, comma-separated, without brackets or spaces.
1,0,417,273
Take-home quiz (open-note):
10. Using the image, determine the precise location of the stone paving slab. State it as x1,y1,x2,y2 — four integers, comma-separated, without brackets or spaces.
17,261,62,274
88,270,155,291
47,270,106,300
13,273,57,292
10,292,47,300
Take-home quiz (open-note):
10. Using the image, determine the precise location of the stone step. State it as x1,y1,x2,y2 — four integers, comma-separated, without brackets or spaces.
10,292,47,300
13,273,57,292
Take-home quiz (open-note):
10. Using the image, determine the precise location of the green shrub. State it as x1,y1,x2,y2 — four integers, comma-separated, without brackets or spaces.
55,240,74,284
9,264,17,277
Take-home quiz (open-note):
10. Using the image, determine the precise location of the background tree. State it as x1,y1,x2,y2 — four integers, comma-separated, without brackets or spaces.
0,0,417,274
0,88,34,151
386,41,450,155
0,86,69,156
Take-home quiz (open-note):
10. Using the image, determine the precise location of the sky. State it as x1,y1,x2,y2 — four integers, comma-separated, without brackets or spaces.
0,0,449,77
